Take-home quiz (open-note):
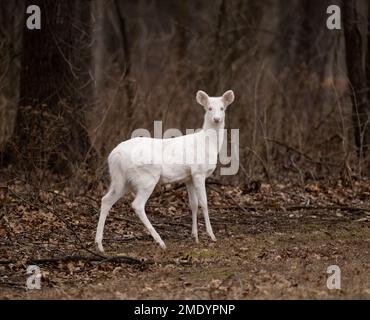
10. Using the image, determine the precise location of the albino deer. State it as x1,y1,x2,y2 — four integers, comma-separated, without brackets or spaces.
95,90,235,252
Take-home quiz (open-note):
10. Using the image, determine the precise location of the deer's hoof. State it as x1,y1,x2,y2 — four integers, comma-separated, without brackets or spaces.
96,242,105,253
192,234,199,243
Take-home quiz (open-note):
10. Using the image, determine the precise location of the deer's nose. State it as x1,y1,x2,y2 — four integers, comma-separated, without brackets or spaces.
213,116,221,123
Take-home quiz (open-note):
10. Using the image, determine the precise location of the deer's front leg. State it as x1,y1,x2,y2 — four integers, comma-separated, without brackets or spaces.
192,174,216,241
186,182,199,243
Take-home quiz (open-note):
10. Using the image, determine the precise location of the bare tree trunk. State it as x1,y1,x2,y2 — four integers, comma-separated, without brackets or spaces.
208,0,263,94
0,0,24,152
206,0,226,93
4,0,93,173
93,0,105,99
173,1,188,78
343,0,370,172
114,0,135,137
279,0,339,74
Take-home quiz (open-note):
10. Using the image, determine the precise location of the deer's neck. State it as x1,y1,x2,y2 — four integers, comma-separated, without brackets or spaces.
201,119,225,153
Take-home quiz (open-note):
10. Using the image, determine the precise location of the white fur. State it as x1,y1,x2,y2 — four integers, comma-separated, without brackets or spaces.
95,90,235,252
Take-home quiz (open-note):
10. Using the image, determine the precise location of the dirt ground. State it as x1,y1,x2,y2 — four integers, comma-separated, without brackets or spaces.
1,174,369,299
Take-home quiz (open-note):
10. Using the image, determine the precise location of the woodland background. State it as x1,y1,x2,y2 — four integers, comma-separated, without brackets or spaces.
1,0,370,183
0,0,369,299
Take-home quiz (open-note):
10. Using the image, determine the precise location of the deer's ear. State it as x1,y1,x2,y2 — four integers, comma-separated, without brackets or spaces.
196,90,209,108
222,90,235,107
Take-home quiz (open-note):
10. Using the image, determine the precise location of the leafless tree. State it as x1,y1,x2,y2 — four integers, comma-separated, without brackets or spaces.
5,0,93,173
343,0,370,172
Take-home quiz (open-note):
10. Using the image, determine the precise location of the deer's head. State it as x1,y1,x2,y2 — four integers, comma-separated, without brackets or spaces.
196,90,235,126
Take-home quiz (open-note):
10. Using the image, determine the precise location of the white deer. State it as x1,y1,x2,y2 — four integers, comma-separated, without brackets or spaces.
95,90,235,252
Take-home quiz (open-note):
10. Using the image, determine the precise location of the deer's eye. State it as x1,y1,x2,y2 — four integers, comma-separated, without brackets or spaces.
221,107,224,111
208,107,212,111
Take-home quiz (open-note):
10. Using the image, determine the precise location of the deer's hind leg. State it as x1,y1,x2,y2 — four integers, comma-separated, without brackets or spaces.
96,182,126,252
131,174,166,249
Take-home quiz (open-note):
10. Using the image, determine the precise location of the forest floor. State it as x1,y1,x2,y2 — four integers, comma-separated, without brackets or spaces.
0,171,370,299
